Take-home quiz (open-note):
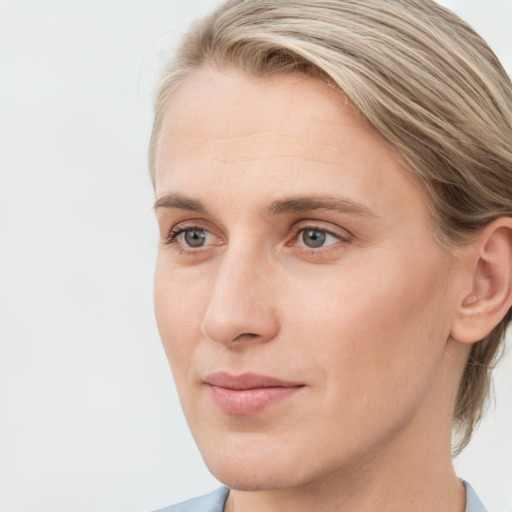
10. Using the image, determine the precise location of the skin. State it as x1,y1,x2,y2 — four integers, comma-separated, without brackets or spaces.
153,68,474,512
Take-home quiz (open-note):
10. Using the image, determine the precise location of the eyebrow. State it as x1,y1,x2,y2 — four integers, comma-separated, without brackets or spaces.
154,192,379,218
265,196,379,217
154,193,208,214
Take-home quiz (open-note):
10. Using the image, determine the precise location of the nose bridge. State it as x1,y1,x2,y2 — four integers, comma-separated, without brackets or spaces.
201,241,279,346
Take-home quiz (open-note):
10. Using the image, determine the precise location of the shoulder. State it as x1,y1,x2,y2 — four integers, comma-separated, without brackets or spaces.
152,487,230,512
464,481,488,512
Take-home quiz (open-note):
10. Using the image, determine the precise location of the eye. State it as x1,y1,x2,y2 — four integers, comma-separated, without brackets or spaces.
295,227,345,249
167,226,215,249
181,228,208,248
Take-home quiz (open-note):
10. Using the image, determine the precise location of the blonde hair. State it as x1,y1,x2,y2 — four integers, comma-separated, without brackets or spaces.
149,0,512,454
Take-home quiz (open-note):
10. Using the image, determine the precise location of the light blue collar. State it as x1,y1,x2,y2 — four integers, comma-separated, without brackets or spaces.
156,481,487,512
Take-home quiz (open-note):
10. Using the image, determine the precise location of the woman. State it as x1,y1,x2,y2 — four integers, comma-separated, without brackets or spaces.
149,1,512,510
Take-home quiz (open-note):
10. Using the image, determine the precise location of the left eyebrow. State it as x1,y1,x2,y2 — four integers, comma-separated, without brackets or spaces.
265,196,380,218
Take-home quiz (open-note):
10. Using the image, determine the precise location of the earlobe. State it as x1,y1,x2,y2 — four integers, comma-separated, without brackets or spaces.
451,218,512,344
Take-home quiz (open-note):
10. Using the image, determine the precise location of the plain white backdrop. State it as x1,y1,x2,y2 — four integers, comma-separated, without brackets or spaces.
0,1,510,511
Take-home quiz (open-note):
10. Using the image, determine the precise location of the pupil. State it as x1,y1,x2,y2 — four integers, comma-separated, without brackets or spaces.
184,229,206,247
303,229,326,248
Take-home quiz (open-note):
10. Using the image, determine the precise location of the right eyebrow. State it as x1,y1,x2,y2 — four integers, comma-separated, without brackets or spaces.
154,193,208,214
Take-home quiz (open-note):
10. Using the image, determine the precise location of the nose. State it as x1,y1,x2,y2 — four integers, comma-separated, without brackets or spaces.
201,251,280,347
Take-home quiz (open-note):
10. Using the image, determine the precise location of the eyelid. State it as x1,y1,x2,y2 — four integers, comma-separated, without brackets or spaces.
285,221,353,257
169,227,211,247
290,220,352,241
163,219,218,246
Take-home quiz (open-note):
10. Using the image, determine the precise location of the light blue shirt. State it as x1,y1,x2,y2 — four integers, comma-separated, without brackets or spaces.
154,481,487,512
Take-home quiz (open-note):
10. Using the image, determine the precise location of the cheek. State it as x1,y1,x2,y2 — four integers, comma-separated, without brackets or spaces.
285,250,453,401
153,259,208,374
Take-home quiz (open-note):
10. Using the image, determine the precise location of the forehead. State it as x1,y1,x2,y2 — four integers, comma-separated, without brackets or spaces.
157,68,381,161
155,67,428,222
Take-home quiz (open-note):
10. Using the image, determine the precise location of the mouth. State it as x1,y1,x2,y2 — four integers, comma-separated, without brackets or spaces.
203,372,305,416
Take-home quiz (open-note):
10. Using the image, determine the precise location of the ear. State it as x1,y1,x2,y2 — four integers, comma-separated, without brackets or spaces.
451,218,512,344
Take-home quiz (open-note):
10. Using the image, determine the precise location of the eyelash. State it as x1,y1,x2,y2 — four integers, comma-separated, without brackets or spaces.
164,222,351,254
164,223,213,253
291,224,350,251
166,226,195,244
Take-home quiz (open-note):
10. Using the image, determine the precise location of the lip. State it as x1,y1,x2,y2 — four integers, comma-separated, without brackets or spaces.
204,372,305,416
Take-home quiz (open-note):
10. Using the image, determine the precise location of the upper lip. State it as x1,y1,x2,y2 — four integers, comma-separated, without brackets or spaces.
204,372,304,390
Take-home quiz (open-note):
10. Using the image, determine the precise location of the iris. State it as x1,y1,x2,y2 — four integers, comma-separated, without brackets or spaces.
184,229,207,247
302,229,326,248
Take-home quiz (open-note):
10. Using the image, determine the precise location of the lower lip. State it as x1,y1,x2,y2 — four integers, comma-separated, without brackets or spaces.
207,385,302,416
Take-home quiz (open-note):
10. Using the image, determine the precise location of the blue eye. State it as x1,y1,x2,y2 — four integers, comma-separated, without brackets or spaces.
301,229,326,248
297,228,340,249
167,227,214,248
182,229,207,247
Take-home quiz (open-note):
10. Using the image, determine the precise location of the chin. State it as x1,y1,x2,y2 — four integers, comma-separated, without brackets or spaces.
207,459,310,492
197,430,326,492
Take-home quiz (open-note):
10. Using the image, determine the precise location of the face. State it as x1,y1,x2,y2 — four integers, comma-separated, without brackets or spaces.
153,68,463,491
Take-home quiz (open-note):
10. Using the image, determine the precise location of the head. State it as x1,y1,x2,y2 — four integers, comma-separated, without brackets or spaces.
150,0,512,488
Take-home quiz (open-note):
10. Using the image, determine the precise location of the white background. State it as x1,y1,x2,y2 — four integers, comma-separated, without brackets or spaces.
0,1,510,511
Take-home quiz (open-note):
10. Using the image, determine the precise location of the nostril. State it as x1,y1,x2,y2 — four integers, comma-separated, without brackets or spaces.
201,288,280,346
232,332,260,342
